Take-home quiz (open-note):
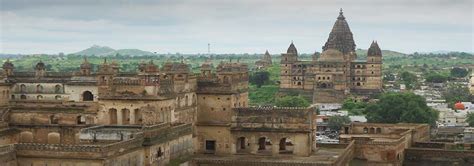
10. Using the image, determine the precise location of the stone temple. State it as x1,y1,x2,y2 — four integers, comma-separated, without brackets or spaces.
279,9,383,103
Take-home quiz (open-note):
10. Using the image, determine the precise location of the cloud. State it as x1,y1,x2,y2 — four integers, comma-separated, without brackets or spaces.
0,0,472,54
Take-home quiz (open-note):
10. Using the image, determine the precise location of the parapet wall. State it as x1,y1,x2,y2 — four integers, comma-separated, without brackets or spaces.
231,107,312,132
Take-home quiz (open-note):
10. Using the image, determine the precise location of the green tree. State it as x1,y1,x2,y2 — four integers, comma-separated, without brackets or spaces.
442,83,472,107
342,98,368,115
328,115,351,131
275,96,310,107
450,67,469,78
467,113,474,127
366,93,438,125
425,72,449,83
249,71,270,88
400,71,417,89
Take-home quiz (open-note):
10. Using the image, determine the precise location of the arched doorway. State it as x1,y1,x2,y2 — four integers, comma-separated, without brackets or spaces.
82,91,94,101
134,109,142,124
47,132,60,144
122,109,130,124
279,138,294,154
109,109,118,124
236,137,247,153
257,137,272,154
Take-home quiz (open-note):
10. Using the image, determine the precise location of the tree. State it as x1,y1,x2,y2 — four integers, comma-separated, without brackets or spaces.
342,98,368,115
249,71,270,88
442,83,472,107
425,72,449,83
450,67,469,78
467,113,474,127
366,93,438,126
275,96,310,107
328,115,351,131
400,71,417,89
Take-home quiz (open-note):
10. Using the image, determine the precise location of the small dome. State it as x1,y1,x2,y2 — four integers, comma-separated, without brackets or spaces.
2,59,14,69
319,49,344,62
454,102,465,110
35,61,45,70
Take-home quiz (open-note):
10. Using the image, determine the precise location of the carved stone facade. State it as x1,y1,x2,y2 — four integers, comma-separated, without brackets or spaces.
279,10,383,103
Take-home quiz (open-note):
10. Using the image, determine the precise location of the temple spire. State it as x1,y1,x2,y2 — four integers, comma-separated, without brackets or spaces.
322,9,355,54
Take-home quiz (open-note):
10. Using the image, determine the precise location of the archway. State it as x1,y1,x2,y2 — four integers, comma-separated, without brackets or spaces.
376,128,382,134
109,108,118,124
363,127,368,134
369,127,375,134
257,137,272,154
122,109,130,124
47,132,60,144
236,137,247,152
82,91,94,101
279,138,294,154
20,131,33,143
134,109,142,124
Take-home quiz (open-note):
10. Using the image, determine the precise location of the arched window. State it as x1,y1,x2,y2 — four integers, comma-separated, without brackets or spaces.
363,127,368,134
55,95,61,100
82,91,94,101
20,84,26,93
36,84,43,93
55,85,62,93
20,95,26,100
37,95,43,100
237,137,247,151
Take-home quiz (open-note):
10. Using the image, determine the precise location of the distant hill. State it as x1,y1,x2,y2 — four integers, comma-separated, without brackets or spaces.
73,45,154,56
355,49,406,59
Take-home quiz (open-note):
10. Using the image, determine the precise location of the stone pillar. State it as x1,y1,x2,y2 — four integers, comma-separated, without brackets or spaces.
271,144,279,156
130,109,135,124
249,137,258,154
117,109,123,125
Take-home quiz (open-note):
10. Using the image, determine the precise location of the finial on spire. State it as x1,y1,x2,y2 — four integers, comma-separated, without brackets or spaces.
337,8,345,20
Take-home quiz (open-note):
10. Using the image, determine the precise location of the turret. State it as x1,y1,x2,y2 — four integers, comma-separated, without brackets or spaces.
35,61,46,78
367,41,382,63
2,59,14,76
281,42,298,63
80,57,92,76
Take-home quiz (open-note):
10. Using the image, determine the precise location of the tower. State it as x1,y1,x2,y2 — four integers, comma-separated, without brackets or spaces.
365,41,383,89
279,42,299,90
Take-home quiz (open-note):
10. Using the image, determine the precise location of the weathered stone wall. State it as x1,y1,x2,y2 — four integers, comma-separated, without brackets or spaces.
404,148,474,165
65,84,98,102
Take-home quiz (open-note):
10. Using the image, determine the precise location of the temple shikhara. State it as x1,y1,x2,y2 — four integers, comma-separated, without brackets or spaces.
279,9,383,103
0,9,468,166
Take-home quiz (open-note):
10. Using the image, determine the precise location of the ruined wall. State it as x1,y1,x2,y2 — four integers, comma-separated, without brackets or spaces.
65,85,98,102
196,125,232,155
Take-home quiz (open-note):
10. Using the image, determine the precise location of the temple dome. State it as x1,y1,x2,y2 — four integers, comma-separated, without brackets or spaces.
322,9,356,55
287,42,298,54
454,102,465,110
2,59,14,69
319,49,344,62
35,61,45,70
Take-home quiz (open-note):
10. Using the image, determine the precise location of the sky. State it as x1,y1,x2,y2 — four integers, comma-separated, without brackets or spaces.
0,0,473,54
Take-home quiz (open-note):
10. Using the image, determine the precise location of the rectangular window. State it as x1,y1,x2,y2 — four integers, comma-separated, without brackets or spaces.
205,140,216,151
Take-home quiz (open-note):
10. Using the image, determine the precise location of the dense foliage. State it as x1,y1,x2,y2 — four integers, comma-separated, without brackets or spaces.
400,71,418,89
328,115,351,131
275,96,310,107
467,113,474,127
425,72,449,83
249,71,270,88
442,83,472,107
366,93,438,125
341,98,368,115
450,67,469,78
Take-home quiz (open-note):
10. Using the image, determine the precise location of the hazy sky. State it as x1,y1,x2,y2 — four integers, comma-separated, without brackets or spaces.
0,0,473,54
